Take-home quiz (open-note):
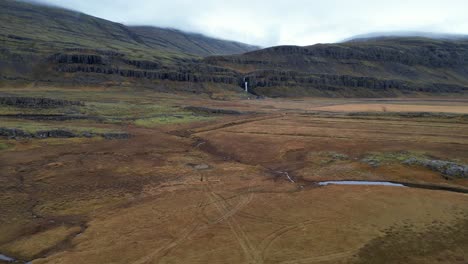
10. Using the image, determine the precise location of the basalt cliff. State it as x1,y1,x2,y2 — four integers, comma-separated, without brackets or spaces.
2,0,468,97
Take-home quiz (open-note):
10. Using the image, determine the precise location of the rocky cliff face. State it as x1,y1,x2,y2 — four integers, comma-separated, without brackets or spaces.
49,54,105,65
242,70,468,96
37,41,468,97
55,65,238,84
243,70,406,89
203,38,468,96
245,41,468,67
0,127,130,140
122,59,161,70
45,50,241,86
4,38,467,97
0,97,83,108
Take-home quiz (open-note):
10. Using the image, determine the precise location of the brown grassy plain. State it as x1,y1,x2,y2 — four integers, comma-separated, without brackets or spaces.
0,90,467,264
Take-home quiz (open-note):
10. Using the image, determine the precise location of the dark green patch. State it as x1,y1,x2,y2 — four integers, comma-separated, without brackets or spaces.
0,142,12,151
353,218,468,264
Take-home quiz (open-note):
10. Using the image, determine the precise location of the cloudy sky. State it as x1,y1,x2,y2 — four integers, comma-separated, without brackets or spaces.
33,0,468,47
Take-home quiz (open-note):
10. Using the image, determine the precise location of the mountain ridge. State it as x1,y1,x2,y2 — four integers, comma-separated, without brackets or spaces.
0,0,259,59
342,31,468,43
204,37,468,97
1,0,467,97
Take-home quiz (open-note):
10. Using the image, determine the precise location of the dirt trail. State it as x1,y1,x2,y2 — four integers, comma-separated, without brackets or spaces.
189,114,283,135
131,178,257,264
277,249,359,264
131,200,206,264
208,190,262,264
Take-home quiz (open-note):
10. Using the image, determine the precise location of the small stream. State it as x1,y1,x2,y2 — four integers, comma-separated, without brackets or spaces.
0,254,15,262
318,181,405,187
316,180,468,194
275,169,468,194
0,254,31,264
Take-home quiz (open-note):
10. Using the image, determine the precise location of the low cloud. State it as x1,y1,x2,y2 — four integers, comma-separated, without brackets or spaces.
32,0,468,46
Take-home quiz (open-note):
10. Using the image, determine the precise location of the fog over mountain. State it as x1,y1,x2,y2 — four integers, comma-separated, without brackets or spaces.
28,0,468,46
343,31,468,42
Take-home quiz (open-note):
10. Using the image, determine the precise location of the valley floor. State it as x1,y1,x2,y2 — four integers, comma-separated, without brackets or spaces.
0,87,467,264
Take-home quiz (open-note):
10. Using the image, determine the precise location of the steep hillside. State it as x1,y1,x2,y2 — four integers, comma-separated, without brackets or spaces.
205,37,468,97
1,0,467,97
0,0,257,93
130,26,259,57
0,0,257,58
0,0,184,62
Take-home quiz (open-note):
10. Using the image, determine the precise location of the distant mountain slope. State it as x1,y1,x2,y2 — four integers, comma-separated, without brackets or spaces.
204,37,468,97
343,32,468,42
130,26,259,57
1,0,467,97
0,0,258,61
0,0,259,93
0,0,178,62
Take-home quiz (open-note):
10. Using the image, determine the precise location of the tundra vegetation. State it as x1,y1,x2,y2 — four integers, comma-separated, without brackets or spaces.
0,86,467,264
0,1,468,263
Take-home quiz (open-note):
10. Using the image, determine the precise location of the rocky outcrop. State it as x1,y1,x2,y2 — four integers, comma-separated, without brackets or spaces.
404,158,468,178
244,71,407,90
238,42,468,67
123,59,160,70
49,53,105,64
34,130,77,138
242,71,468,95
56,65,239,84
0,128,32,138
200,38,468,96
0,97,84,108
101,133,130,140
310,44,467,67
56,62,466,96
0,128,77,139
64,48,125,57
184,106,243,115
0,114,101,121
0,127,130,140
